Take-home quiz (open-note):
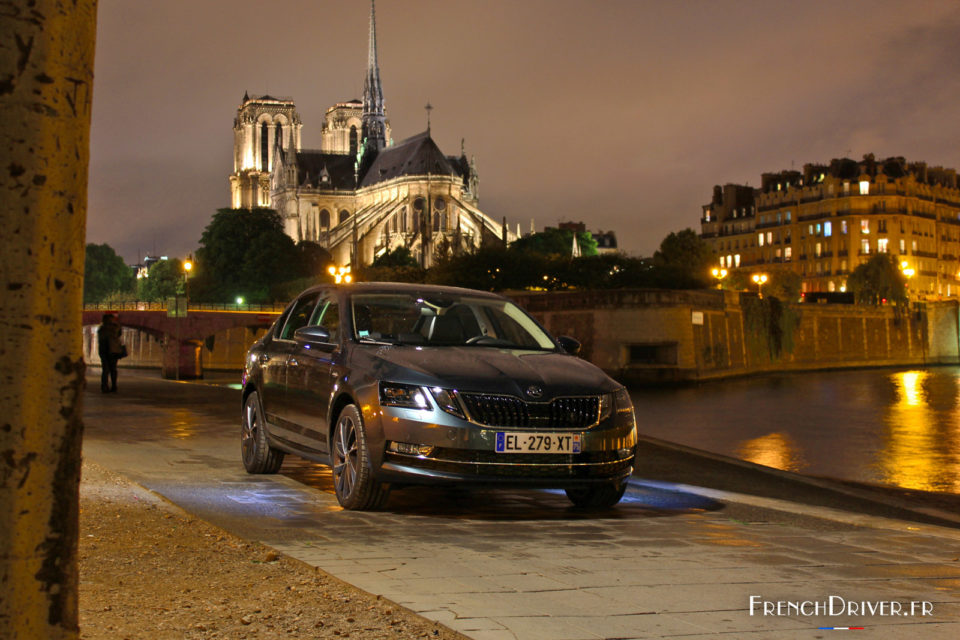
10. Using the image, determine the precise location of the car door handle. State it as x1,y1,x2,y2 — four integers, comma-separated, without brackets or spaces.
258,353,269,364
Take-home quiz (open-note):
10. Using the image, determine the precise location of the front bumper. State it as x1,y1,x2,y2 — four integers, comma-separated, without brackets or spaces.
363,400,638,487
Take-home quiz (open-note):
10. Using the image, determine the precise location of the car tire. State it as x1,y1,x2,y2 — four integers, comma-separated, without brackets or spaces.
332,404,389,510
241,391,285,474
565,480,628,509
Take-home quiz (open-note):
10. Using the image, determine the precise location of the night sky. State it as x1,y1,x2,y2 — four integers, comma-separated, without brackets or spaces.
87,0,960,264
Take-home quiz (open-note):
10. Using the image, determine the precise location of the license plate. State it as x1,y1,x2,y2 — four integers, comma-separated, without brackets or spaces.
495,432,581,454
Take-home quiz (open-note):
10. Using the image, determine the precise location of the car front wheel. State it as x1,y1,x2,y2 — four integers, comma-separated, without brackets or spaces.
241,391,284,474
565,480,628,509
332,404,389,510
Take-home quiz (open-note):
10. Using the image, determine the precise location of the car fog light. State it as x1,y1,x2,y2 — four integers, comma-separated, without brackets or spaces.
389,441,434,457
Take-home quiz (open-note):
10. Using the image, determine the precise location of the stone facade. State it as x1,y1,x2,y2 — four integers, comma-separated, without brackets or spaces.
701,155,960,298
228,2,510,268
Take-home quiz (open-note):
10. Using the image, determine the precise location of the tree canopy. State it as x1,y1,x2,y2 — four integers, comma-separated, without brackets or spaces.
652,229,717,288
190,208,301,303
136,258,185,302
83,243,134,303
508,227,598,258
847,254,907,306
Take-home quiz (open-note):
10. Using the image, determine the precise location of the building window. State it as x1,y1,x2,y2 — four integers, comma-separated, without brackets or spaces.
861,239,870,254
841,259,847,272
912,239,918,252
841,220,848,234
349,125,358,159
785,247,792,261
319,209,330,228
829,281,836,292
843,182,850,194
727,254,733,267
899,238,905,253
824,221,832,237
734,254,741,267
860,219,870,234
758,233,765,247
877,238,889,253
815,242,822,257
339,209,350,224
859,180,870,195
785,211,792,222
766,231,773,245
261,121,269,171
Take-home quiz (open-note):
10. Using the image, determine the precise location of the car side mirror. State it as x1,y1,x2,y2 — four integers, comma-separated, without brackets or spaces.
557,335,581,356
293,325,332,346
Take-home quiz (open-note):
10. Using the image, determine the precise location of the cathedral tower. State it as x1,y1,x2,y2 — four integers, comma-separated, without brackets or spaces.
361,0,387,156
229,93,301,208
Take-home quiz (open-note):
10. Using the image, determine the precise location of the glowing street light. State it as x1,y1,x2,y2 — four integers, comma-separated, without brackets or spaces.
752,273,768,298
711,267,728,289
328,265,353,284
236,296,245,305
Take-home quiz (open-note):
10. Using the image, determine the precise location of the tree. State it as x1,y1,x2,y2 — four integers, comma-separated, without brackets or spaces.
191,208,300,304
652,229,717,288
137,258,185,302
372,246,419,268
297,241,333,278
847,254,907,306
83,243,134,303
509,227,598,258
1,2,96,637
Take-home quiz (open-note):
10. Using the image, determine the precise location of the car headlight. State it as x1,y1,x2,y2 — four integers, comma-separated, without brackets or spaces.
599,387,633,422
379,382,430,409
428,387,465,419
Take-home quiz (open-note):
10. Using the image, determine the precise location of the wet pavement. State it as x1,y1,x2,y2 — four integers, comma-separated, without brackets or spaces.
83,369,960,639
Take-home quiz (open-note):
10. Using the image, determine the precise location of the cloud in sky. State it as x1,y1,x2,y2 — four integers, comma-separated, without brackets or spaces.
87,0,960,263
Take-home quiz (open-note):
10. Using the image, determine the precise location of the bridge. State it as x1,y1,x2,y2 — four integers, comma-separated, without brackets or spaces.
82,302,285,379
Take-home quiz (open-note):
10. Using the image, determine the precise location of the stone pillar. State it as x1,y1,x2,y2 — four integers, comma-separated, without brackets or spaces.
161,338,204,380
0,2,97,638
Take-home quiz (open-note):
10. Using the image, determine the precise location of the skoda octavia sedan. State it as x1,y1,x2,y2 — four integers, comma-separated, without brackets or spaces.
241,282,637,510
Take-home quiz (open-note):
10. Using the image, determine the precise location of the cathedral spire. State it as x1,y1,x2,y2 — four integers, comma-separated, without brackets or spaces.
362,0,387,153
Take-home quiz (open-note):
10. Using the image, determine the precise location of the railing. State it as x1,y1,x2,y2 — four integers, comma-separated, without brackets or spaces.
83,302,286,313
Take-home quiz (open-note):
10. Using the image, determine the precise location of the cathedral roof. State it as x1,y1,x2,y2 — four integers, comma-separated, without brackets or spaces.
359,131,461,188
293,150,357,189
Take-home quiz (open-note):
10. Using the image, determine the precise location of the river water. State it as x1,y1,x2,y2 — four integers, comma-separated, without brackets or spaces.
630,367,960,495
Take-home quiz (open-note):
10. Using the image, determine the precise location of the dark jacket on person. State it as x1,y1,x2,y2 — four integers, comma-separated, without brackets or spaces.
97,316,123,358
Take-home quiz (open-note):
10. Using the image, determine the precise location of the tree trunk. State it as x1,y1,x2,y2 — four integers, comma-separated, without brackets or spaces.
0,2,97,638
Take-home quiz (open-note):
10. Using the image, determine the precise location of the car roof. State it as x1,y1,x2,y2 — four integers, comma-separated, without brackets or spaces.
299,281,507,301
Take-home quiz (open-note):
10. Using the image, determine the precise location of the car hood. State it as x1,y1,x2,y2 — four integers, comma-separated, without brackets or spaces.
355,345,617,398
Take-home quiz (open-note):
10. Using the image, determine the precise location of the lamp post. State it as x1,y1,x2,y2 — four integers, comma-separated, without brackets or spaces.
752,273,768,299
900,260,915,301
711,267,728,290
174,259,192,381
327,265,353,284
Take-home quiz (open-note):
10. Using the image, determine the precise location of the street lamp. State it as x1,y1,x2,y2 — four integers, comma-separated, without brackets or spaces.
752,273,768,298
711,267,728,289
328,264,353,284
900,260,915,299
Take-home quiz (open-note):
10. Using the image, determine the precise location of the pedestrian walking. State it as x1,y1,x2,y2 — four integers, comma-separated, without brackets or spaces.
97,313,125,393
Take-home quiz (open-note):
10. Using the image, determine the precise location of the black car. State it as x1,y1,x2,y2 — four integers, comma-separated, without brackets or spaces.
241,282,638,510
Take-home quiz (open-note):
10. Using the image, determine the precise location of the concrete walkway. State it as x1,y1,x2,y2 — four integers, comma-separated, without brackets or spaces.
83,371,960,638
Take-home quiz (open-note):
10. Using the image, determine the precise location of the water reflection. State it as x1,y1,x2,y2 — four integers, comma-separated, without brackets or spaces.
631,367,960,494
880,370,960,492
165,408,199,439
736,432,806,472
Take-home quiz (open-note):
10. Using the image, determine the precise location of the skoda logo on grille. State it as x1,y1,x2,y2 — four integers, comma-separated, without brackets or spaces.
525,385,543,399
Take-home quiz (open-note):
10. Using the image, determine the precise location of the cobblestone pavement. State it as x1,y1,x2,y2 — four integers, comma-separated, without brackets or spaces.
83,371,960,639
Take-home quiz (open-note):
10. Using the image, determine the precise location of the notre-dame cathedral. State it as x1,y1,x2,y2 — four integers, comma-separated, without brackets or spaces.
228,1,511,268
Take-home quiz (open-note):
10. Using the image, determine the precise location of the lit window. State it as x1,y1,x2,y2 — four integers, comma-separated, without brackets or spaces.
816,223,822,235
824,221,832,237
808,224,814,235
719,256,726,268
785,247,792,261
911,240,917,252
775,248,782,259
841,220,848,234
727,254,733,266
777,183,781,191
766,231,773,244
829,281,836,292
900,238,906,252
861,239,870,254
704,210,711,222
734,254,741,267
859,180,870,195
861,219,870,234
841,259,847,271
758,233,765,247
815,242,822,257
877,238,889,253
785,211,792,222
843,182,850,194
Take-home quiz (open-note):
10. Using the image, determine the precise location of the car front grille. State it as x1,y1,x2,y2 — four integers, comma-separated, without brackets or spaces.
459,393,600,429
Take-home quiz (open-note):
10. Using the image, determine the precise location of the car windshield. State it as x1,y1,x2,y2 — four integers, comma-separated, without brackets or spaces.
350,293,557,350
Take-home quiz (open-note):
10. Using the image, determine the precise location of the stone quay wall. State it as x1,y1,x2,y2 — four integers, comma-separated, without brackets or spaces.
85,289,960,384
